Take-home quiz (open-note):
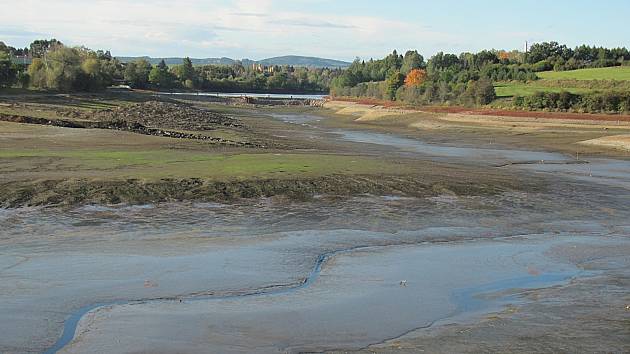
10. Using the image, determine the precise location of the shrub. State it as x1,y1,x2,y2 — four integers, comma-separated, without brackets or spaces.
513,90,630,113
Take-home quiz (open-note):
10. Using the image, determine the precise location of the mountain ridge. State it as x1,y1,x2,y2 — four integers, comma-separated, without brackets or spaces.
116,55,351,68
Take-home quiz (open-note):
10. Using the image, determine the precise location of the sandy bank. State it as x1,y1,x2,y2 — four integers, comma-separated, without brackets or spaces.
325,100,630,131
579,134,630,151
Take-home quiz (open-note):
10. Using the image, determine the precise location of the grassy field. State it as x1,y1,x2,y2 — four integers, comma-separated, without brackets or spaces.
537,66,630,81
495,66,630,98
494,83,592,98
0,119,402,181
0,147,399,180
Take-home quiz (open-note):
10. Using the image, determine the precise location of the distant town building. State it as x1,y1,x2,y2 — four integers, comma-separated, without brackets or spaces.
10,55,32,65
251,63,278,74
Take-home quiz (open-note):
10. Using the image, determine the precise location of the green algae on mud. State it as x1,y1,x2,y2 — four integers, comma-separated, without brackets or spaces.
0,94,541,208
0,150,398,176
0,172,526,208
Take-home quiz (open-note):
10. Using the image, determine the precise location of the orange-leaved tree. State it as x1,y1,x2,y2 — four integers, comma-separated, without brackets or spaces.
404,69,427,88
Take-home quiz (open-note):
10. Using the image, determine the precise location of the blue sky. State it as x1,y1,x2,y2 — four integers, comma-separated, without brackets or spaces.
1,0,628,60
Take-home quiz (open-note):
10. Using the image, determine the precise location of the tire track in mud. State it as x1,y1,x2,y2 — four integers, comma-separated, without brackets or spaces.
43,233,579,354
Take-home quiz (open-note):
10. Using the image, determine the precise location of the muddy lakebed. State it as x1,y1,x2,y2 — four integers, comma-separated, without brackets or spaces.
1,110,630,353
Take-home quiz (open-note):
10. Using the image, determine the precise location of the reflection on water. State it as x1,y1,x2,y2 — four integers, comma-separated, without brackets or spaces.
1,181,629,353
159,92,326,100
335,129,568,164
56,239,591,354
268,112,630,189
3,185,627,248
2,111,630,353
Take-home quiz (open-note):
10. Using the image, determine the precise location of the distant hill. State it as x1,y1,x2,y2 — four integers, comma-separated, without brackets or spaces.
256,56,350,68
116,55,350,68
116,56,236,66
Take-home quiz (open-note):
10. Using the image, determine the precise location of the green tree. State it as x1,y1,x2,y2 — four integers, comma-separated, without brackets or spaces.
0,51,18,88
124,59,152,88
181,57,195,81
401,50,424,74
74,56,108,91
267,72,291,90
148,59,175,89
29,39,63,58
386,71,405,100
469,79,496,105
172,57,198,89
44,47,81,91
17,71,30,88
28,58,47,88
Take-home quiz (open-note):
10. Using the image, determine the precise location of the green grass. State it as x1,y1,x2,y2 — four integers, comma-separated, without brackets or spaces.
0,149,399,180
494,67,630,98
537,66,630,81
494,83,592,98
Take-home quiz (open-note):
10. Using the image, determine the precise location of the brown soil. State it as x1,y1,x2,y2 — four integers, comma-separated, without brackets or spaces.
424,106,630,122
0,112,260,147
332,97,630,122
73,101,244,130
0,172,529,208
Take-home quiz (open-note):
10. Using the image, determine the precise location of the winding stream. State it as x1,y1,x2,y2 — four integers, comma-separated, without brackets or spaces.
41,239,581,354
1,112,630,353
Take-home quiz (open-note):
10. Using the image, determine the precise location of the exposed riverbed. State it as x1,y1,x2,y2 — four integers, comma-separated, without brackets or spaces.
1,110,629,353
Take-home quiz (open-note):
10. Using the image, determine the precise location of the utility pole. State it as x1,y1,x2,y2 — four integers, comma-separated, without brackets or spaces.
524,41,529,63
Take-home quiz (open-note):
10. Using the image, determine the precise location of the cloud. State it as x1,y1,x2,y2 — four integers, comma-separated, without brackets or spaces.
0,0,455,59
0,28,48,37
230,12,268,18
270,18,355,29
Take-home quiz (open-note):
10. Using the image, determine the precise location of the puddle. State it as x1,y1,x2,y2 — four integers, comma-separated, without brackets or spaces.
268,113,323,125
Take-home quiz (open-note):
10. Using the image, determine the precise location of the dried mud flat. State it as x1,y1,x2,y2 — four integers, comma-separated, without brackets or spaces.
56,234,630,354
1,93,630,354
329,242,630,354
580,134,630,151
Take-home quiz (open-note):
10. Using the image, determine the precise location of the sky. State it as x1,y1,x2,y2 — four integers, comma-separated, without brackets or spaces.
1,0,629,61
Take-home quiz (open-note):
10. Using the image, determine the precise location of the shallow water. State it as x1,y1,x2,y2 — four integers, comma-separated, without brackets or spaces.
2,185,629,353
60,237,596,354
335,129,568,164
160,92,326,100
2,112,630,353
268,112,630,190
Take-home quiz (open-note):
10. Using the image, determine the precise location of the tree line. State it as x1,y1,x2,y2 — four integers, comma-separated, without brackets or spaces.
526,42,630,71
330,49,506,105
3,39,630,113
0,39,342,93
514,91,630,114
330,42,630,111
1,39,124,91
124,57,341,93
